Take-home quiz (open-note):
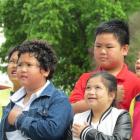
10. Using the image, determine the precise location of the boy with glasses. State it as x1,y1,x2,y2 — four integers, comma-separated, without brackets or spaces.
0,40,73,140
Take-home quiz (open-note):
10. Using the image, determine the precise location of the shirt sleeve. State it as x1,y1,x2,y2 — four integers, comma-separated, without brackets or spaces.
69,73,91,103
15,96,73,140
80,111,131,140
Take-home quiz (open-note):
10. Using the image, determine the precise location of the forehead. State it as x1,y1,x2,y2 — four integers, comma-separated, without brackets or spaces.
9,51,18,59
87,76,104,84
18,53,37,61
19,52,34,57
95,33,119,44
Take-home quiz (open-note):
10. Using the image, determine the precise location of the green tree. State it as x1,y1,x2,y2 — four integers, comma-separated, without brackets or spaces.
0,0,140,93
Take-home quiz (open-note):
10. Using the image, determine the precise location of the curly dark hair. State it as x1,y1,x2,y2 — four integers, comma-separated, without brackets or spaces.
18,40,58,79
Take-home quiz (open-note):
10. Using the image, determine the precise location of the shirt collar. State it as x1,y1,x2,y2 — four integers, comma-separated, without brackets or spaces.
116,64,128,81
95,64,127,81
10,80,50,103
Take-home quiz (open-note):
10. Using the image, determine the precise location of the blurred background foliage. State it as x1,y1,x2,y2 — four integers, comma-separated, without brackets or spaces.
0,0,140,94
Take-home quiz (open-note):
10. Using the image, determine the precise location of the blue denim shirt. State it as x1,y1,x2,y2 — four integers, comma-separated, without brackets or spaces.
0,82,73,140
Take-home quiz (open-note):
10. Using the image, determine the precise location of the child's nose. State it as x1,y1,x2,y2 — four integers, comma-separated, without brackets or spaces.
101,48,107,53
136,59,140,64
19,65,28,71
89,88,96,95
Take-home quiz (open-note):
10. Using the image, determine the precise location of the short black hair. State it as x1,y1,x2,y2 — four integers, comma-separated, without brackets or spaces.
7,46,19,61
18,40,58,79
88,71,117,106
95,19,129,45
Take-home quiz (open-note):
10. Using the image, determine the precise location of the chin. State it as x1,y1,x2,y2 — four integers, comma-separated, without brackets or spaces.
11,78,18,83
136,71,140,77
100,65,112,70
20,82,27,87
88,103,97,108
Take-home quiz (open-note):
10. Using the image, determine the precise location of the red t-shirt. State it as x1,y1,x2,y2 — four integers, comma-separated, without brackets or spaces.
69,64,140,110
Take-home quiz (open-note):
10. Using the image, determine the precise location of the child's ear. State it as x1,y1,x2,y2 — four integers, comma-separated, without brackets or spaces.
109,92,116,100
44,70,50,78
41,69,50,78
122,44,129,56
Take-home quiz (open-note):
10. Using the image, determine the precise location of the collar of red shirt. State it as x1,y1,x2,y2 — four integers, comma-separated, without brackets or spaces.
92,63,127,82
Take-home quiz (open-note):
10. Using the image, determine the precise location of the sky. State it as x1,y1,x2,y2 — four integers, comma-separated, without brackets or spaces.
0,27,5,45
0,28,12,88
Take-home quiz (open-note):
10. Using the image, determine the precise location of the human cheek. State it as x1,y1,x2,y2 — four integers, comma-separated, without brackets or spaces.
7,66,11,76
7,66,13,79
94,48,100,55
84,91,89,101
94,52,101,63
106,51,117,61
16,69,22,80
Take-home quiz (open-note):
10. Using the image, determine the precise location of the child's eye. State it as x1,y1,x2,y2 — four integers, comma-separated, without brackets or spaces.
9,59,17,64
9,60,14,63
86,85,91,90
95,86,101,90
95,45,101,48
106,45,113,48
17,63,22,67
27,63,32,67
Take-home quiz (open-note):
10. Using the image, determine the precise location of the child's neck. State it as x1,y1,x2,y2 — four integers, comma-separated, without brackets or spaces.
105,63,124,76
23,86,44,105
13,83,21,92
92,104,111,123
23,93,32,105
92,112,102,123
25,81,46,95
